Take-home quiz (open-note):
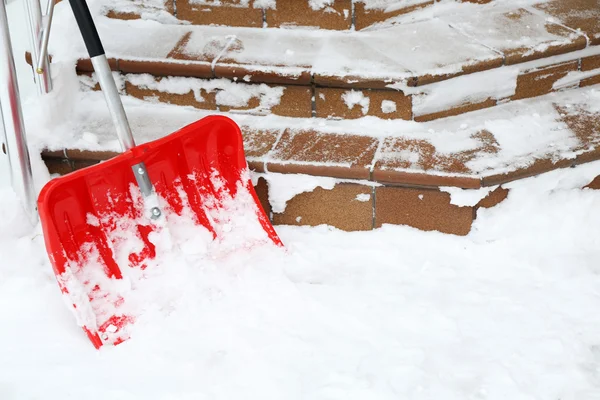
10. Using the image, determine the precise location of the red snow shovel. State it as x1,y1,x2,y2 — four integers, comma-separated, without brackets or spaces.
37,0,282,349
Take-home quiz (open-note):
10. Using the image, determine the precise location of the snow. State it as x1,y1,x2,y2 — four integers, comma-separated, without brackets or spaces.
260,172,337,213
355,192,371,202
410,66,520,117
308,0,334,11
380,100,397,114
3,0,600,395
440,185,498,207
342,90,370,115
3,159,600,398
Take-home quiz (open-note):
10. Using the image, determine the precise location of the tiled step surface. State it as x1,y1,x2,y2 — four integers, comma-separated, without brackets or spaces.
85,50,598,125
105,0,479,30
43,0,600,122
103,0,600,40
39,84,600,235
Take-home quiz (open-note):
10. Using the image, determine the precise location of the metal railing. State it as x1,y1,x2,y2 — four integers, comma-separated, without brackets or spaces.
0,0,43,224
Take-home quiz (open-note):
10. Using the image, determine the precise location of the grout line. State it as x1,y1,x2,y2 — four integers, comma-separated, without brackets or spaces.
172,0,177,17
262,7,267,28
446,22,506,65
211,35,238,78
350,0,356,31
371,185,376,230
263,128,286,174
310,74,317,117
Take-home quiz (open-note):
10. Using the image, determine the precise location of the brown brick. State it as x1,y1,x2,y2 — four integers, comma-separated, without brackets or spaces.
124,81,218,110
44,158,73,175
373,170,481,189
414,98,497,122
414,58,504,87
375,186,474,236
271,85,313,118
502,34,586,65
253,176,271,217
512,61,579,101
555,104,600,166
215,64,312,85
372,132,498,188
106,10,141,20
535,0,600,45
481,158,575,186
266,130,379,180
585,175,600,190
266,0,352,30
218,84,312,117
445,8,586,66
241,127,282,172
119,59,212,79
76,58,119,73
315,88,412,120
65,149,119,161
106,0,174,18
314,74,399,90
580,55,600,87
176,1,263,27
273,183,373,231
40,149,65,159
581,55,600,71
354,1,433,31
581,75,600,88
476,186,509,208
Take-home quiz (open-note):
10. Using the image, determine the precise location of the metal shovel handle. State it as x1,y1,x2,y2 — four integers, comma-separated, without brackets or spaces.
68,0,135,152
68,0,161,219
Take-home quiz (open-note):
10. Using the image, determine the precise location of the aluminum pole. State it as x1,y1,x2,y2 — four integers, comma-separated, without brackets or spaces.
24,0,52,94
0,0,38,223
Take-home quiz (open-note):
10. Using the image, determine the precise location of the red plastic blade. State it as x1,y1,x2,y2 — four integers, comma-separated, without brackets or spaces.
38,116,282,348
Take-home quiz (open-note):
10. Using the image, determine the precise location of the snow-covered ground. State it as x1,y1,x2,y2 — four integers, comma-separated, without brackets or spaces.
2,160,600,399
2,0,600,398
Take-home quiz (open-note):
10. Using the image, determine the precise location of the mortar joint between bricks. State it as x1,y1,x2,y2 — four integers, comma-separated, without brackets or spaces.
350,0,356,31
371,185,376,230
310,74,317,118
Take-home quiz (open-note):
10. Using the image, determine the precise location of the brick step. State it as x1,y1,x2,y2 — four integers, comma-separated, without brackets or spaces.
104,0,600,38
38,83,600,235
39,0,600,122
105,0,479,30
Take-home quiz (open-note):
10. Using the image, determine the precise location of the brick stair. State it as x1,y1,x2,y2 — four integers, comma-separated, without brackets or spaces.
30,0,600,236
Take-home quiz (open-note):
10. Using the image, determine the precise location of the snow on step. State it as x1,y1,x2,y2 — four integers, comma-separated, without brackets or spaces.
48,2,500,85
442,7,586,65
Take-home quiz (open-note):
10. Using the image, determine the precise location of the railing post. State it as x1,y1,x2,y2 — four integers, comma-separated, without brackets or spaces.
24,0,52,94
0,0,38,224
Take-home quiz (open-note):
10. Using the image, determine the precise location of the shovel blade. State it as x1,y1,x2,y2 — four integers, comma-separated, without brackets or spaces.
38,116,281,348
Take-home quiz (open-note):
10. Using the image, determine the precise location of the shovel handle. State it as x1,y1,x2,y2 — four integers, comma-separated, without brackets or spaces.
68,0,135,151
68,0,104,58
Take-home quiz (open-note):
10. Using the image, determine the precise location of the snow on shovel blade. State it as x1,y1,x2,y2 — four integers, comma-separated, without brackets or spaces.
37,116,282,348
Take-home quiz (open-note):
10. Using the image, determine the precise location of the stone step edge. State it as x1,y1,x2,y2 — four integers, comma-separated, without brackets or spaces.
104,0,472,32
39,151,600,236
93,60,600,124
38,150,504,236
25,26,600,91
39,138,595,191
25,48,600,122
